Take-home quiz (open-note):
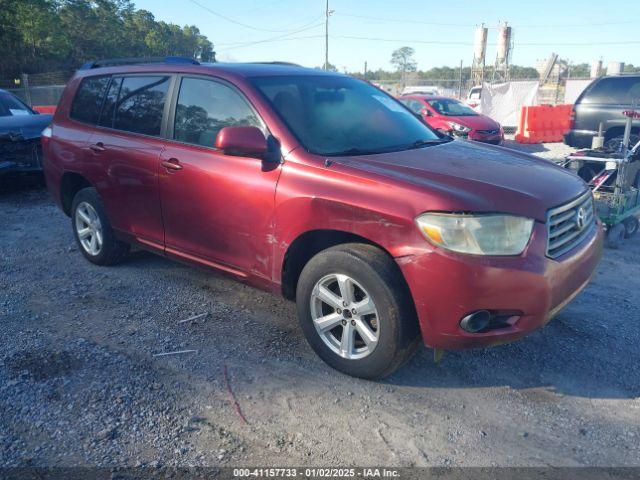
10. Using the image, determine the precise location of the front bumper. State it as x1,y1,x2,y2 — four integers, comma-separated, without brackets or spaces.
468,130,504,145
0,138,43,176
396,221,604,350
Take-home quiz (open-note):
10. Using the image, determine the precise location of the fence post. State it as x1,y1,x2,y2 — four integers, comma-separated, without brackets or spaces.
21,73,32,106
458,60,463,99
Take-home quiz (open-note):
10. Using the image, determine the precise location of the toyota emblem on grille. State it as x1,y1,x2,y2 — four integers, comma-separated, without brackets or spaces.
575,206,587,230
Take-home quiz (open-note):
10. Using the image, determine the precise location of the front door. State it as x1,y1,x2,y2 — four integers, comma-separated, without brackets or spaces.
159,76,281,280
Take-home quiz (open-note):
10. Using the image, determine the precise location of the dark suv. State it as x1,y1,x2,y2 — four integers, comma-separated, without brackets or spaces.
564,74,640,149
42,58,603,379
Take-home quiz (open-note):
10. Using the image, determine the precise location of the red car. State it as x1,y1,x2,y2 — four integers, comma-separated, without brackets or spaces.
400,94,504,145
42,58,603,379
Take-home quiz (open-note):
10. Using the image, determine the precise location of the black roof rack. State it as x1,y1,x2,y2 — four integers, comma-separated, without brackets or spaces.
249,61,301,66
79,56,200,70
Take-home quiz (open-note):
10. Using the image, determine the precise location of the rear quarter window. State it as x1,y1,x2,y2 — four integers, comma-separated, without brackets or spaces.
581,77,640,105
69,76,110,124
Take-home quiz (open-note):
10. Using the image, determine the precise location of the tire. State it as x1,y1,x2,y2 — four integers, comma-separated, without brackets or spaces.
71,187,129,265
577,165,597,183
623,217,639,239
604,134,640,152
296,243,420,379
605,223,625,249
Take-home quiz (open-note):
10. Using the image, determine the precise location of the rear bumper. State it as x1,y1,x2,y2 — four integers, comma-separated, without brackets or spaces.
397,221,604,350
564,130,597,148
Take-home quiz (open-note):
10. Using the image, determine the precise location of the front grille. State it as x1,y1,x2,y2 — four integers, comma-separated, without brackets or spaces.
476,129,499,135
546,190,596,258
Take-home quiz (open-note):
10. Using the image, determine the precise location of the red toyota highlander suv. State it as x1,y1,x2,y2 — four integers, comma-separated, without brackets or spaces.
42,58,603,379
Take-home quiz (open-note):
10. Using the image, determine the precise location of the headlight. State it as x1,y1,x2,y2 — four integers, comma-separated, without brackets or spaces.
448,122,471,133
415,213,535,255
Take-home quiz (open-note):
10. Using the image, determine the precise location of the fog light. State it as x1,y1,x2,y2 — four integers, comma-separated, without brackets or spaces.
460,310,491,333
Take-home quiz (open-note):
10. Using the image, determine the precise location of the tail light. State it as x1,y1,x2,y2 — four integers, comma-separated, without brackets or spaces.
569,110,576,129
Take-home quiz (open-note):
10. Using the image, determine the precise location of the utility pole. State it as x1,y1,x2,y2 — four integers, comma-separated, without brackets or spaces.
324,0,333,70
364,61,368,80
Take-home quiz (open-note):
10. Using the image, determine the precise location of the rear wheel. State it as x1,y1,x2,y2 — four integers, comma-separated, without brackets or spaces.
623,217,639,239
296,243,420,379
71,187,129,265
605,223,625,249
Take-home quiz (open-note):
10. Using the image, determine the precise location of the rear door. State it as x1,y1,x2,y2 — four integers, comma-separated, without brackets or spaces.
159,75,281,280
87,74,173,247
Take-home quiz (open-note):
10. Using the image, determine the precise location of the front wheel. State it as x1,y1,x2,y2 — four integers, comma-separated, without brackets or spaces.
296,243,420,379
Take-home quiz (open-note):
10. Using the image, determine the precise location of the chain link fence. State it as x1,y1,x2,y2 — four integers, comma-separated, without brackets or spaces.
0,71,73,106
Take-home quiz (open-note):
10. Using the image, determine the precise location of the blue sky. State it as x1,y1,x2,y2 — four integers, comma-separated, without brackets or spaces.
133,0,639,72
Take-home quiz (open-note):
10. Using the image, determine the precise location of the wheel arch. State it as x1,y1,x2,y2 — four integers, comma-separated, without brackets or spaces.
280,229,402,301
605,125,639,140
60,172,93,216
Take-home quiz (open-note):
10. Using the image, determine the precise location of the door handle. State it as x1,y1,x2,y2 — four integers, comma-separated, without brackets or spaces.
89,142,106,153
161,158,183,171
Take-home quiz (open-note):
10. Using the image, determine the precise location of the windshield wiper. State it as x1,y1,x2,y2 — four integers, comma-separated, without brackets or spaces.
405,139,449,150
325,147,386,157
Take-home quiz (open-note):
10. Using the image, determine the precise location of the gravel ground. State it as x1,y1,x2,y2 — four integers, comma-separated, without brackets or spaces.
1,142,639,468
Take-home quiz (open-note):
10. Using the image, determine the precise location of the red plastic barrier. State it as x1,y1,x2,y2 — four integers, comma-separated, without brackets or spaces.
33,105,56,115
515,104,572,144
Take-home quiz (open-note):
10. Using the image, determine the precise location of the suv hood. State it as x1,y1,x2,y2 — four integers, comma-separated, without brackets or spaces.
335,140,586,222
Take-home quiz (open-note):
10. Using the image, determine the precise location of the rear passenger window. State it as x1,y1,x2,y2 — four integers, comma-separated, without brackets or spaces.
70,76,110,124
98,77,122,128
583,77,640,104
174,77,261,148
114,76,170,136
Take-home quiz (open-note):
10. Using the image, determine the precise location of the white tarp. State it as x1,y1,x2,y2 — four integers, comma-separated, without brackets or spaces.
478,81,539,127
564,79,593,105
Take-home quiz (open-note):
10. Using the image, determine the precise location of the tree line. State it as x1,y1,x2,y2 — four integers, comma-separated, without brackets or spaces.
0,0,215,79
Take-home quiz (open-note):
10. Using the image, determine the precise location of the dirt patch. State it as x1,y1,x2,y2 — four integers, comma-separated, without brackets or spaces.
5,349,83,381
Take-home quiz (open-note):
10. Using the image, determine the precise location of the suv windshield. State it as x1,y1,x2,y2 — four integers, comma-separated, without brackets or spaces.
427,98,477,116
0,92,34,117
250,75,443,156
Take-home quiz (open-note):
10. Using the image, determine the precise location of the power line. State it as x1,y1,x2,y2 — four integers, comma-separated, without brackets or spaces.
332,34,640,47
334,11,640,29
334,12,472,27
216,34,325,52
186,0,322,33
216,23,325,51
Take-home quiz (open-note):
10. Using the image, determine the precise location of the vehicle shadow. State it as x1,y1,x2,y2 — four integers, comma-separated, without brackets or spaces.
0,174,46,197
114,238,640,401
385,300,639,399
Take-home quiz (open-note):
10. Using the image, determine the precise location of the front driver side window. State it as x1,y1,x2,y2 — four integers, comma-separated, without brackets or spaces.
174,77,261,148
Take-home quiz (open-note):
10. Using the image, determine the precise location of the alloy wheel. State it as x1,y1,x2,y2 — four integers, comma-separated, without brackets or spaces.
310,273,380,360
75,202,103,256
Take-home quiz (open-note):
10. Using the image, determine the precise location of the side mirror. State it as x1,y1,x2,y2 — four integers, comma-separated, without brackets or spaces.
421,108,433,117
216,126,268,158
